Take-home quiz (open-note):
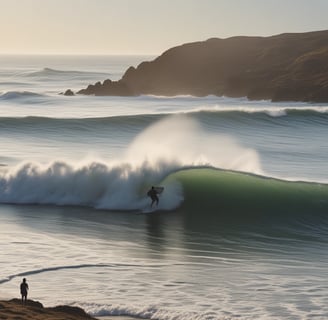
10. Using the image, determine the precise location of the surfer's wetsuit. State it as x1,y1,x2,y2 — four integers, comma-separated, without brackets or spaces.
147,187,159,207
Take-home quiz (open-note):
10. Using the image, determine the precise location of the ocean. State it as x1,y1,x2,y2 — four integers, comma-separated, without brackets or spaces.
0,54,328,320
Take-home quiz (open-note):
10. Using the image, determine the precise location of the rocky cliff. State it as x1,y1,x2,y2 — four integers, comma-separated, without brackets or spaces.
76,30,328,102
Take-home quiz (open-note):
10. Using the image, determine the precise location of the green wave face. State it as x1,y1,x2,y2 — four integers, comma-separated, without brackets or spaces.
167,168,328,218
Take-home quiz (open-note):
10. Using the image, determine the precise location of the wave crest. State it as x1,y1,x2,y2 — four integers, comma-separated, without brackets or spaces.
0,160,183,211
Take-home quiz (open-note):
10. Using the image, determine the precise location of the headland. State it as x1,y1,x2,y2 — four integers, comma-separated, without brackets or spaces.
72,30,328,103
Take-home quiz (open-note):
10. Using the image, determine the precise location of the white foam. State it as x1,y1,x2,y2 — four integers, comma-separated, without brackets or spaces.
79,302,230,320
0,160,183,211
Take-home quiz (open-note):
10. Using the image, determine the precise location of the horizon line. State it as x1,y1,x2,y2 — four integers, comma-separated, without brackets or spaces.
0,52,159,57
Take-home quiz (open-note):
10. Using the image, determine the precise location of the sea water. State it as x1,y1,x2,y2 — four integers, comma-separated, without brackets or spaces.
0,55,328,319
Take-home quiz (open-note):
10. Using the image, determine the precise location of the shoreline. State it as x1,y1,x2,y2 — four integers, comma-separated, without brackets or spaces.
0,299,139,320
97,316,139,320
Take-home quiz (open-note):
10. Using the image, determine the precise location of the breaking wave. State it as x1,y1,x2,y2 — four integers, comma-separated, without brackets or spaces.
0,160,184,211
0,113,327,215
0,160,327,217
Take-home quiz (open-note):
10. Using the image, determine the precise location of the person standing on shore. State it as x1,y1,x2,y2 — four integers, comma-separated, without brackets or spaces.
20,278,29,305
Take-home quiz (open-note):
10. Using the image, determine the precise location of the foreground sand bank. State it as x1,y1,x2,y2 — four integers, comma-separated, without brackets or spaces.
0,299,137,320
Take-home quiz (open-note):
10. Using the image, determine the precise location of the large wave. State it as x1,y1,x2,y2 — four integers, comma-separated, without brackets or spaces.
0,114,327,214
1,160,327,216
0,115,262,211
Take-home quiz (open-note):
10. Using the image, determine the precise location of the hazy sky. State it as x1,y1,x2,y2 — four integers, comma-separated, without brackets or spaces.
1,0,327,55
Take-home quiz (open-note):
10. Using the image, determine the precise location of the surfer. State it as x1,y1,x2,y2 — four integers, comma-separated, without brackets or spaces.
20,278,29,305
147,186,159,207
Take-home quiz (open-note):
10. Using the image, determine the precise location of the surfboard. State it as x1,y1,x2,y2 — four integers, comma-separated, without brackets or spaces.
141,207,158,214
154,186,164,194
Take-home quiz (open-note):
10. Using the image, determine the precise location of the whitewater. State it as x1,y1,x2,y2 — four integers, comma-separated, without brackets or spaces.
0,55,328,320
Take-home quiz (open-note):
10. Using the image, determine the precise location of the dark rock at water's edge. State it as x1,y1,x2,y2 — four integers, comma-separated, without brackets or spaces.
0,299,95,319
78,79,134,96
63,89,75,96
76,30,328,102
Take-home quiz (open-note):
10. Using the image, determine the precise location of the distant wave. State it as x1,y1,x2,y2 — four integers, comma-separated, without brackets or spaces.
0,91,45,100
0,105,327,127
25,67,111,78
0,114,157,130
186,105,328,117
0,81,30,86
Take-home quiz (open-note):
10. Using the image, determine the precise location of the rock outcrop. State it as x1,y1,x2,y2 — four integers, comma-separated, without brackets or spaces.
0,299,95,320
63,89,74,96
77,30,328,102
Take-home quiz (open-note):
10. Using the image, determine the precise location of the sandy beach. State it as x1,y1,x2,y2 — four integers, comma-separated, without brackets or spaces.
0,299,137,320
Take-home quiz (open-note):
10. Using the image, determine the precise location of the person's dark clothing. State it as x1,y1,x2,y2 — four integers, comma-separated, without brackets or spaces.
20,279,29,304
147,187,159,207
20,283,28,295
